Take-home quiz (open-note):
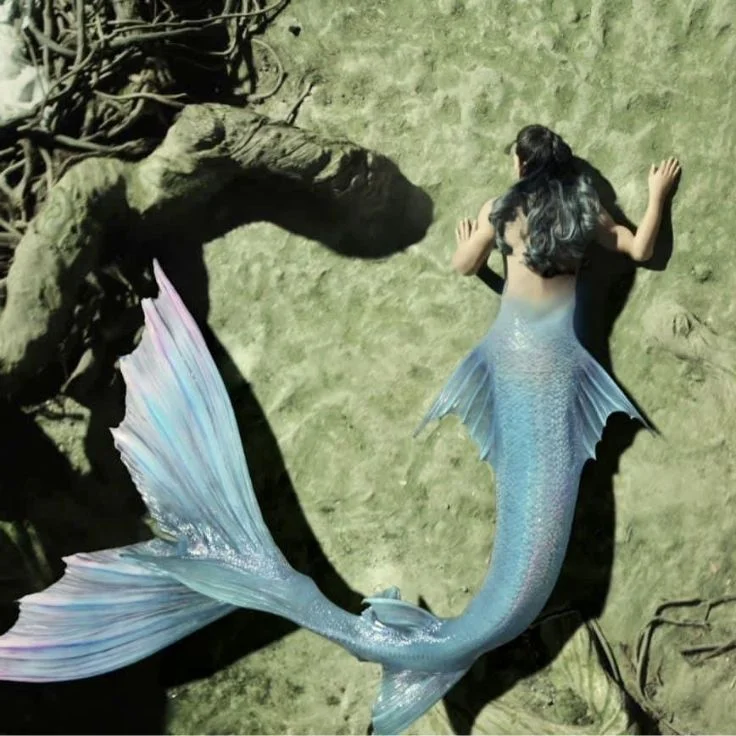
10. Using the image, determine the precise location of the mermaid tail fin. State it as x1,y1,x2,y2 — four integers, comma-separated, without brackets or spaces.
111,260,286,562
0,260,295,682
110,260,304,607
575,353,650,461
0,544,233,682
372,666,467,735
415,346,498,464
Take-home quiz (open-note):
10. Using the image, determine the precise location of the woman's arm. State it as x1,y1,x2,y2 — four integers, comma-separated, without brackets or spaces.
595,158,680,263
596,200,663,263
452,198,496,275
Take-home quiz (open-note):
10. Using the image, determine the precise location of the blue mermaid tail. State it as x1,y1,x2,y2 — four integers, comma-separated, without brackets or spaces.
0,262,461,732
0,263,648,734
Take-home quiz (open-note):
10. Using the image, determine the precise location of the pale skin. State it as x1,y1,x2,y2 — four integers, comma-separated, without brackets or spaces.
451,151,681,302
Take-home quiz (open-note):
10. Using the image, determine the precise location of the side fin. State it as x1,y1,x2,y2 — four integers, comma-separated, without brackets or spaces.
414,347,497,464
576,355,652,461
361,596,437,630
0,543,234,682
372,665,467,735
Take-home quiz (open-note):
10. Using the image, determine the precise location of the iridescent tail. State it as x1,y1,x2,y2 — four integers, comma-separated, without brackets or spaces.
0,261,299,680
0,262,466,735
0,545,233,681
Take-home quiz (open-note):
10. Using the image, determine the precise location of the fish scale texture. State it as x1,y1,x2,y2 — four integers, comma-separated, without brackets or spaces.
463,296,586,641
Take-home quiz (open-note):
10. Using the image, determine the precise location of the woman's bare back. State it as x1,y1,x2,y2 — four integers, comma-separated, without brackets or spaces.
498,211,577,304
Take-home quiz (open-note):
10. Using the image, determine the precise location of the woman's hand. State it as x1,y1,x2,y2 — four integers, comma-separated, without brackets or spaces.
452,202,496,275
598,158,681,263
455,217,478,246
648,157,681,203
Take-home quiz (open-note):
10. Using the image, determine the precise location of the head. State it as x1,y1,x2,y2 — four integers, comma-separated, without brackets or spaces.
511,125,573,180
492,125,599,278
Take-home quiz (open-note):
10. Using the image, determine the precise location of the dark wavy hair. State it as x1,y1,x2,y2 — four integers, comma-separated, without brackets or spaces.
490,125,600,277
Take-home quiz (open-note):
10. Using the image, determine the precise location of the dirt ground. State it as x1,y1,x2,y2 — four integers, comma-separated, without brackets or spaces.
2,0,736,733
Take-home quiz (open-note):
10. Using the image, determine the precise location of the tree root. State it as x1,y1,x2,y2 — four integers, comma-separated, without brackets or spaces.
0,104,431,396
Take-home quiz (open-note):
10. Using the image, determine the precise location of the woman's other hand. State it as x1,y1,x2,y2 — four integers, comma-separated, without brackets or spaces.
455,217,478,246
452,202,496,275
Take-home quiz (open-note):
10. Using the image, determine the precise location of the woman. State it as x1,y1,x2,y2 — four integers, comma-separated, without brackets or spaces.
415,128,680,639
419,125,680,468
0,128,680,735
452,125,679,290
412,126,680,707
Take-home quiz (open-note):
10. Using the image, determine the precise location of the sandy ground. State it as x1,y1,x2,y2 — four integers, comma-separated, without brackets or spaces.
2,0,736,733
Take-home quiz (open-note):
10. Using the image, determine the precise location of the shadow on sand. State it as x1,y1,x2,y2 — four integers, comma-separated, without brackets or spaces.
440,157,675,734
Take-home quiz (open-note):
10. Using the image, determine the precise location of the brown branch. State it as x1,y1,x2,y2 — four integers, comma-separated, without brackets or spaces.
108,1,289,29
104,97,147,138
41,0,53,77
0,159,25,201
95,89,187,109
0,105,430,394
27,15,77,60
74,0,85,67
108,25,212,48
18,140,34,222
0,217,24,239
681,639,736,661
38,146,56,192
633,595,736,732
285,78,315,125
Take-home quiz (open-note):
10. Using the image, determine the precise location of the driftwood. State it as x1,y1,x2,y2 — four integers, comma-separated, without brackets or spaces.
0,0,291,263
0,103,431,395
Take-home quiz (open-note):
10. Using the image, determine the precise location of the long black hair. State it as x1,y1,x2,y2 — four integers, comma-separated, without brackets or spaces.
490,125,600,277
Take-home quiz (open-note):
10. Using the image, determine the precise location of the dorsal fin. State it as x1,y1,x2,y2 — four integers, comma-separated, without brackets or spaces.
362,597,437,630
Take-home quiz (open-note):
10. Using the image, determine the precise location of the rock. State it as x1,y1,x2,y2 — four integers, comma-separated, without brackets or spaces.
692,263,712,282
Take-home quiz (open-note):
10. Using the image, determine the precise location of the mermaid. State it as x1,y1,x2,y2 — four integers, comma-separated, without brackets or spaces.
0,126,680,734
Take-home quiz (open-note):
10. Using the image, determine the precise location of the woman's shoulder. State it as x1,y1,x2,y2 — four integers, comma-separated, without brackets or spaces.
479,197,497,219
